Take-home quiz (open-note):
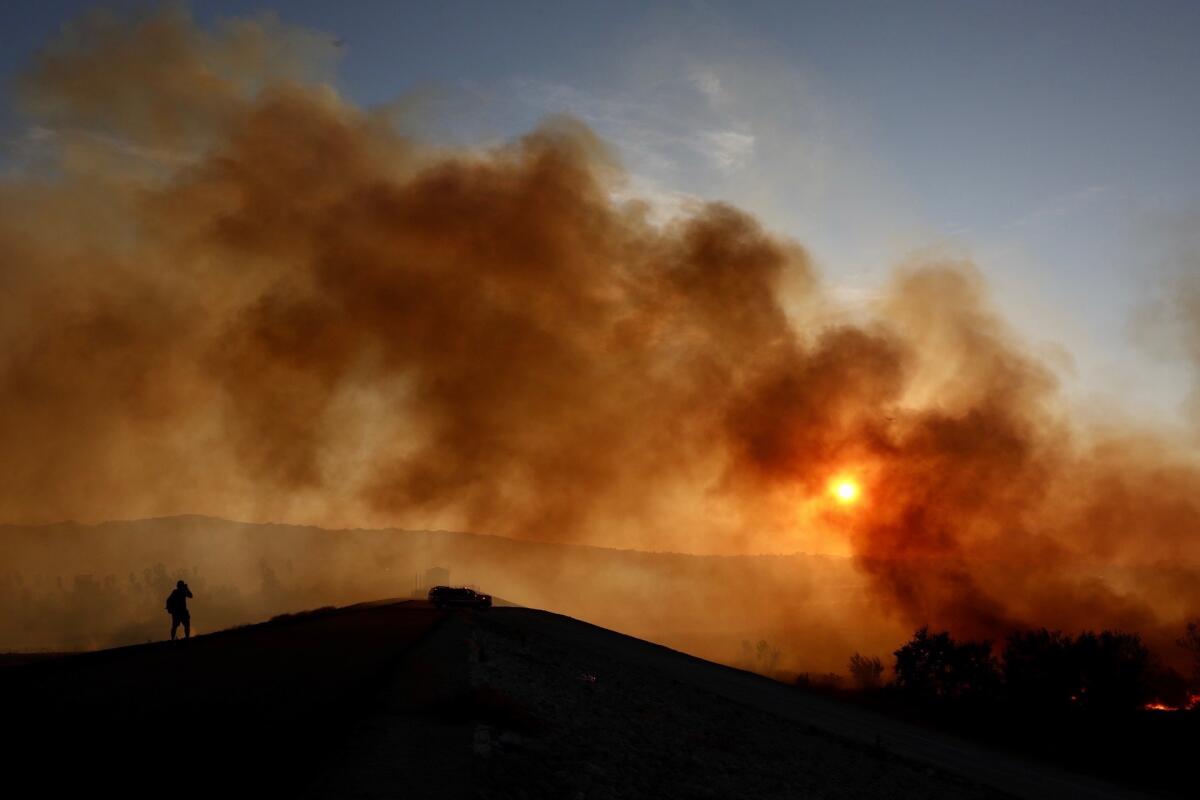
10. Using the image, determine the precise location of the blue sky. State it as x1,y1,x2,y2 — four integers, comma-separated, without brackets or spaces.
4,0,1200,421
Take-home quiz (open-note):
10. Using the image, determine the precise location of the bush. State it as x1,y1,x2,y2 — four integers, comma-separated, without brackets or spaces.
741,638,782,676
1002,628,1077,710
1072,630,1152,713
794,672,844,692
848,652,884,689
893,627,999,702
1179,619,1200,685
1002,628,1154,713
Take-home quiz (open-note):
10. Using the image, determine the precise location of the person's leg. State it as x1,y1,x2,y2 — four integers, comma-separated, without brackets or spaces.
171,616,179,640
183,614,190,639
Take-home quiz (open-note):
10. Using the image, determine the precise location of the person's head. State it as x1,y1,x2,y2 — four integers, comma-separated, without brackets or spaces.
177,580,186,589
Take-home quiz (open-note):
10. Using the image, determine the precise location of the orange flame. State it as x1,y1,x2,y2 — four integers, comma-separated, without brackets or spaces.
1142,693,1200,712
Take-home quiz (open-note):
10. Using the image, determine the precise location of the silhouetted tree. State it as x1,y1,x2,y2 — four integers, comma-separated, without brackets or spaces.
848,652,884,689
1003,628,1077,710
893,627,999,702
1004,628,1157,713
1144,664,1191,709
1072,630,1152,713
755,639,781,675
738,638,781,675
1179,619,1200,685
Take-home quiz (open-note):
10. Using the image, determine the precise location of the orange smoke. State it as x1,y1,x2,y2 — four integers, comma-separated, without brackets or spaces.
2,6,1200,657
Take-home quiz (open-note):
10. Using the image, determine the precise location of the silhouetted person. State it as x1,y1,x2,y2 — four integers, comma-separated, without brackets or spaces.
166,580,193,640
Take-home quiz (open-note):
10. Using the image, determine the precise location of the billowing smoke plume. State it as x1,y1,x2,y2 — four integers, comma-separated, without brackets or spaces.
3,7,1200,654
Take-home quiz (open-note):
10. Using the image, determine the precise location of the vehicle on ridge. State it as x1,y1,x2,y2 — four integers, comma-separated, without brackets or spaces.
428,585,493,609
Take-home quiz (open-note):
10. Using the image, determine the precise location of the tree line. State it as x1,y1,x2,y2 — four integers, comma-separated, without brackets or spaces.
843,622,1200,714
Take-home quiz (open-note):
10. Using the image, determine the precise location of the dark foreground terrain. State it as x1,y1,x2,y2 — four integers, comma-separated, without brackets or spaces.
0,601,1161,799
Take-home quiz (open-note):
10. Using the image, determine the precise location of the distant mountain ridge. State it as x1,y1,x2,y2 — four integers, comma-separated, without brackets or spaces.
1,515,879,670
1,512,850,560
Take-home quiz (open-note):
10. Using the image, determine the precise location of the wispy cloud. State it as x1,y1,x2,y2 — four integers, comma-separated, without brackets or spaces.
999,184,1109,231
477,21,919,291
695,129,755,171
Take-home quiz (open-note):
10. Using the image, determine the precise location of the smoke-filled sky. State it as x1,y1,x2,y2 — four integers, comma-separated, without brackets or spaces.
6,1,1200,422
3,2,1200,645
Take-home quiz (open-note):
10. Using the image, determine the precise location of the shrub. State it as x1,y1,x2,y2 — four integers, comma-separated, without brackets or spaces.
1002,628,1077,710
848,652,884,689
893,627,999,702
1179,619,1200,685
1002,628,1154,713
1072,630,1152,713
795,672,844,692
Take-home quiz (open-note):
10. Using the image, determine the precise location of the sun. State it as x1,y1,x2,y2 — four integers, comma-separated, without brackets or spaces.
829,477,860,505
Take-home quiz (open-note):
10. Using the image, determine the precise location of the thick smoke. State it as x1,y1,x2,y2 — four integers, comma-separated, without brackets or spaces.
3,7,1200,656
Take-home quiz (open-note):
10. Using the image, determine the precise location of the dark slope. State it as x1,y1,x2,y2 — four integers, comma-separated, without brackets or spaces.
477,608,1155,800
0,601,448,797
1,599,1161,799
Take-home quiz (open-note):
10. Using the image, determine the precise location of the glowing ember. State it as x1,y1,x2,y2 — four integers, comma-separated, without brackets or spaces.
1142,694,1200,712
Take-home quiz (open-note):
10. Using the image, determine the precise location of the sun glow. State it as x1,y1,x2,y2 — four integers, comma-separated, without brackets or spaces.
830,477,860,505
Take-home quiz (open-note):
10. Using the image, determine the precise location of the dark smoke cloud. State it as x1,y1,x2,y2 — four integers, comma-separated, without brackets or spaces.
3,6,1200,655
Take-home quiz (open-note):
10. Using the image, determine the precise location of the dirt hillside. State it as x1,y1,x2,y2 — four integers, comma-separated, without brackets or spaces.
0,601,1154,799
